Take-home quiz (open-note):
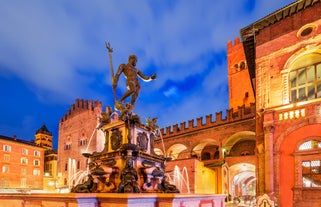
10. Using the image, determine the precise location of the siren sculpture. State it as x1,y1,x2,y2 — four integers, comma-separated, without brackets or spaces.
71,43,179,193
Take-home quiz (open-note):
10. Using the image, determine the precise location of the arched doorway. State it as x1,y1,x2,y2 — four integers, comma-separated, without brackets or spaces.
222,131,256,202
278,123,321,207
230,163,256,202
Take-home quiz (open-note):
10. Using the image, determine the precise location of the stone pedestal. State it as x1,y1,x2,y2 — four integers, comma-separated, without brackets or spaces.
72,118,178,194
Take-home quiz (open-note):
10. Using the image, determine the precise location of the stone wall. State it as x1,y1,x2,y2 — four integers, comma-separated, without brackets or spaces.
159,103,255,139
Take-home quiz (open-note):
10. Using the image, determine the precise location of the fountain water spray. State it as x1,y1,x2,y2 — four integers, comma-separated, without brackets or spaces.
167,165,190,193
84,124,99,153
156,128,167,158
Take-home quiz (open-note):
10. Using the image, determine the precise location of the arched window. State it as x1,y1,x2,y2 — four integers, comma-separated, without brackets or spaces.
288,53,321,103
65,142,72,150
79,132,87,146
79,138,87,146
65,137,72,150
299,140,321,150
297,139,321,188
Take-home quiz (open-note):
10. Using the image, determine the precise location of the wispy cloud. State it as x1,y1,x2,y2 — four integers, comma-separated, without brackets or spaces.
0,0,295,141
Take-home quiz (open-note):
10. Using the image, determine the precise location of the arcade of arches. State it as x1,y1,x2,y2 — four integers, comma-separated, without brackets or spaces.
154,129,257,199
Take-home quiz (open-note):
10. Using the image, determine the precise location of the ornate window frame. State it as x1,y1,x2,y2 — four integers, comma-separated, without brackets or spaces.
282,48,321,104
293,138,321,188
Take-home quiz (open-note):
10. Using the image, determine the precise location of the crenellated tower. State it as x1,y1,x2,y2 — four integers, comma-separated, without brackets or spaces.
56,99,105,190
227,37,255,110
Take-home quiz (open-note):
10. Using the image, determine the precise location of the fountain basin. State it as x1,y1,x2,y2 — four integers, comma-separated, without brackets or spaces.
0,193,226,207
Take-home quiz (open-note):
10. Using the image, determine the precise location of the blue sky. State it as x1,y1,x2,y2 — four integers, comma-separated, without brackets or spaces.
0,0,294,148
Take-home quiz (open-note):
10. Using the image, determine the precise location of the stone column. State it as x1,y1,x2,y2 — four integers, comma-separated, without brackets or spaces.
292,154,303,202
256,109,265,196
264,124,274,196
273,151,281,204
257,144,265,195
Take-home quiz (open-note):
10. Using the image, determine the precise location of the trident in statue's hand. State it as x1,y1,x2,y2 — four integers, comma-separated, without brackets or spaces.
105,42,117,103
105,42,113,53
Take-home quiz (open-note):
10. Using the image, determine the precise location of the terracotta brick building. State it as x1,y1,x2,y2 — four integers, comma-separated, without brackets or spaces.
0,135,45,191
34,124,58,192
240,1,321,206
56,99,105,191
155,0,321,206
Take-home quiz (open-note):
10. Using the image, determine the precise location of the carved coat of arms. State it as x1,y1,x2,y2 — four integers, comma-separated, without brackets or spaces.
110,129,122,150
137,132,148,152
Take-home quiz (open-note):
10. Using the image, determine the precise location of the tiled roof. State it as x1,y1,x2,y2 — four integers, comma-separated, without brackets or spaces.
36,124,52,136
0,134,39,147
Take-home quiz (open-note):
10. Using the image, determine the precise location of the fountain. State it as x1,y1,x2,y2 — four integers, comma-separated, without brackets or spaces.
71,108,179,193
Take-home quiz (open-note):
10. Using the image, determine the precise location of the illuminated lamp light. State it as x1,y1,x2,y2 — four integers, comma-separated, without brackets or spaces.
222,147,227,158
289,111,294,119
241,164,247,171
295,110,300,119
284,112,289,120
301,109,306,117
279,114,283,121
317,106,321,115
